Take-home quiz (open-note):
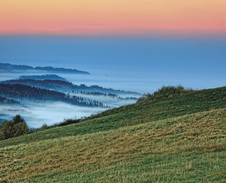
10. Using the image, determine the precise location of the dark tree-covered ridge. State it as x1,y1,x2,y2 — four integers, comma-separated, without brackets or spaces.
0,84,105,107
1,79,141,95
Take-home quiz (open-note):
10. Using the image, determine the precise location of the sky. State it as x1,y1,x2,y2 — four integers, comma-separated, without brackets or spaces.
0,36,226,93
0,0,226,36
0,1,226,93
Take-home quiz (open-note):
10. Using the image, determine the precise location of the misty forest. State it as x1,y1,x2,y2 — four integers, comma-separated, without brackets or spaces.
0,63,140,128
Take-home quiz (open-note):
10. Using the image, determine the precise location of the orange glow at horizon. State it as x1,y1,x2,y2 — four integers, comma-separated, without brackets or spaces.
0,0,226,36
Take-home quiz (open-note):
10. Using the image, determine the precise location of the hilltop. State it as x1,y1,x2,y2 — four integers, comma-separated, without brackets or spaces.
0,86,225,182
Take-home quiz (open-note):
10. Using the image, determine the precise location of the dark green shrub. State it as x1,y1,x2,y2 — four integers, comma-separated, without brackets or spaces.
58,118,80,126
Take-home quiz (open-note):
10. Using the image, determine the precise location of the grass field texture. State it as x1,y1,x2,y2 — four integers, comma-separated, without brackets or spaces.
0,87,225,182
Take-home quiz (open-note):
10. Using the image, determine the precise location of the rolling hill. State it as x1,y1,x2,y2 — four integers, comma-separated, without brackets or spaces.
0,86,225,182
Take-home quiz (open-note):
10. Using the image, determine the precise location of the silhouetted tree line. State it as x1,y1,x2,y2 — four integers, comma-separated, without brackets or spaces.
2,79,74,90
0,84,105,107
2,80,104,92
2,79,135,95
79,91,137,101
0,115,29,140
0,96,20,105
80,91,118,97
137,85,194,103
118,96,138,100
70,95,105,107
0,84,65,100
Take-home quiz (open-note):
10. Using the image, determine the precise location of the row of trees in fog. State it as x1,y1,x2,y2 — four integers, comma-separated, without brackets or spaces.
0,84,105,107
79,91,137,100
0,96,20,105
80,91,118,97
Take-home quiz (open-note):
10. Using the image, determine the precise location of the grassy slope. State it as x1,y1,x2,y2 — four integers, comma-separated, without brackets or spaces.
0,87,226,182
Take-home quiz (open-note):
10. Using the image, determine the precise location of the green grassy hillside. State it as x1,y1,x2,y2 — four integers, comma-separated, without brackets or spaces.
0,87,226,182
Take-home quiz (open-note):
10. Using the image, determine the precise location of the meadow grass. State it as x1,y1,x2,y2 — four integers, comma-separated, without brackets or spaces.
0,108,225,182
0,86,225,148
0,87,225,182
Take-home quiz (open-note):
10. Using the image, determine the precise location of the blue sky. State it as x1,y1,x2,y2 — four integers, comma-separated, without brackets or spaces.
0,36,225,93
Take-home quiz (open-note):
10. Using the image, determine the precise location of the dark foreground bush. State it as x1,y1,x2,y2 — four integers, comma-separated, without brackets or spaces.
57,118,80,126
0,115,29,140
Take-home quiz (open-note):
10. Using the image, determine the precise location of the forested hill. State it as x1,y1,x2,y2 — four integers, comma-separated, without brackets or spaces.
1,79,141,95
0,84,105,107
1,79,75,92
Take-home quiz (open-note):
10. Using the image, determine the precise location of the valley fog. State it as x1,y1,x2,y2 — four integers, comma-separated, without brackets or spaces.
0,101,107,128
0,72,140,128
0,72,148,93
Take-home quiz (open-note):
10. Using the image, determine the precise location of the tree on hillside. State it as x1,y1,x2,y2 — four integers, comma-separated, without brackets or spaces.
13,114,25,124
13,122,29,137
0,120,15,139
0,115,29,140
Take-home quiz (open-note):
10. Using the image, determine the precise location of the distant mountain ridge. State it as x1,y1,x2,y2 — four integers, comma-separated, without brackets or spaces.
19,74,67,81
0,63,90,75
1,79,141,95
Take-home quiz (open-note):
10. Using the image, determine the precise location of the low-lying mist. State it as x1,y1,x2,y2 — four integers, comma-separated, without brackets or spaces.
73,93,137,108
0,71,139,128
0,102,107,128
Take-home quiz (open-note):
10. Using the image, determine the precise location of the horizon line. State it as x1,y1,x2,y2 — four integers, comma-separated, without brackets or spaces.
1,32,226,39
